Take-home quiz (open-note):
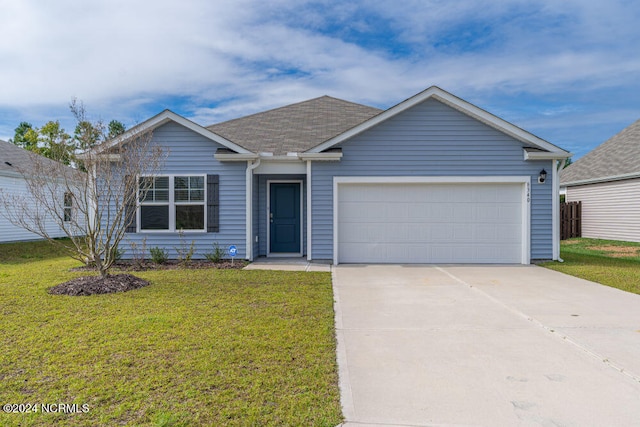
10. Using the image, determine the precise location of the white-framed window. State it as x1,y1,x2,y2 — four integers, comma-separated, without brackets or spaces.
138,175,206,232
63,192,73,222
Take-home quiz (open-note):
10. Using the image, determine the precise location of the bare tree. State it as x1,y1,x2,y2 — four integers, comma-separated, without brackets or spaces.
0,102,164,278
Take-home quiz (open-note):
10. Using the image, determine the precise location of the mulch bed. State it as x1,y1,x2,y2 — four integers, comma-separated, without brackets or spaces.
48,274,150,296
59,260,246,296
71,260,247,273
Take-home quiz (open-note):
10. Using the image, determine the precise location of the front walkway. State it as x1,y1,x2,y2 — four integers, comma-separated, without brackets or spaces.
334,264,640,426
243,257,331,272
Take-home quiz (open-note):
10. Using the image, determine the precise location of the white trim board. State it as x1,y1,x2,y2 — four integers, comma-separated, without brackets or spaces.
552,160,560,261
332,176,531,265
87,110,252,157
266,180,304,257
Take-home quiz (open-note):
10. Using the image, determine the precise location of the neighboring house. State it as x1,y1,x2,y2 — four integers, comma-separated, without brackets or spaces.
0,139,72,243
95,86,570,264
561,119,640,242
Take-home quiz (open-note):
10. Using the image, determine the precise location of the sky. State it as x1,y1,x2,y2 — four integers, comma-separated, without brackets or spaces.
1,0,639,159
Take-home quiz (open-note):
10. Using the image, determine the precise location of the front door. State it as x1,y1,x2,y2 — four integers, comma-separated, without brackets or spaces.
269,182,301,254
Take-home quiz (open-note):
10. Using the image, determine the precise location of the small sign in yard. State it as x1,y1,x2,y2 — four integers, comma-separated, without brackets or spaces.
228,245,237,265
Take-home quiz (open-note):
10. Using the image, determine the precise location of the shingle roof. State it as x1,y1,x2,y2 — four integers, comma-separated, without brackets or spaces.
0,139,81,178
206,96,382,155
561,118,640,185
0,139,45,175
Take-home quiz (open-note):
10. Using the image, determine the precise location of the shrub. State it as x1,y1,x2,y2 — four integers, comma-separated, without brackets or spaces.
204,242,225,263
150,247,168,265
175,229,196,265
129,237,147,267
112,246,125,262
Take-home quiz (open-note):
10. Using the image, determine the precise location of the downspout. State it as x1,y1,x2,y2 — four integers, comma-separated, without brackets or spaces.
245,159,261,261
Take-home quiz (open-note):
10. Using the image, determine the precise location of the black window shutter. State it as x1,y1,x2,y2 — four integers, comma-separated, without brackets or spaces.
207,174,219,232
124,175,137,233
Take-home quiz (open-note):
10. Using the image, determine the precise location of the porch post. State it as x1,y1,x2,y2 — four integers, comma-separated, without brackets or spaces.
306,160,312,261
552,159,560,261
246,159,261,261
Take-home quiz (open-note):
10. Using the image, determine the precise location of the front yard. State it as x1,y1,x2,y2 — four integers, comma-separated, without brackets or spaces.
541,238,640,295
0,240,342,426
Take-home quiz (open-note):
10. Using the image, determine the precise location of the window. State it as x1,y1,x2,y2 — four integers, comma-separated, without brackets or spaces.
138,175,205,231
174,176,205,230
139,176,169,230
63,192,73,222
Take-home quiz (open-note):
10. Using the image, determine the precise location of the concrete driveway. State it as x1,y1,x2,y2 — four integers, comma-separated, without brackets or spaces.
333,265,640,426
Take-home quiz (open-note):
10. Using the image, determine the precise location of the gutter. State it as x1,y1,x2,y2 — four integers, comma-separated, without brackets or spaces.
298,152,343,161
523,149,572,160
215,153,259,161
562,171,640,187
217,152,343,162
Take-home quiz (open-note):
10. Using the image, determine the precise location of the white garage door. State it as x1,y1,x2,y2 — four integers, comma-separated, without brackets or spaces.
337,182,525,264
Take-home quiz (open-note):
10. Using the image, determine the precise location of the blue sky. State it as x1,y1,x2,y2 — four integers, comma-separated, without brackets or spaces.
1,0,639,159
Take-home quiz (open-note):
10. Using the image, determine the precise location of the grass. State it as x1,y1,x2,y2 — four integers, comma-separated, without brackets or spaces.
0,240,342,426
541,238,640,295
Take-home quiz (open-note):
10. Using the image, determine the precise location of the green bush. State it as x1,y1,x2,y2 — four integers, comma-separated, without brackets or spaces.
205,242,225,263
150,247,168,264
112,246,125,261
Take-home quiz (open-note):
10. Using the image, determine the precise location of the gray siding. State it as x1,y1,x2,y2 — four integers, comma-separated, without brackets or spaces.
566,178,640,242
119,122,247,259
0,175,69,242
255,174,307,257
311,98,553,261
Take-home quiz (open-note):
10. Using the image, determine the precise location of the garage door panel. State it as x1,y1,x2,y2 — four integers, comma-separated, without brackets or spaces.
337,182,524,264
452,224,474,240
471,187,500,202
407,204,428,220
476,245,522,262
499,205,521,220
452,208,474,221
498,224,521,242
431,225,455,241
476,205,502,221
476,225,499,241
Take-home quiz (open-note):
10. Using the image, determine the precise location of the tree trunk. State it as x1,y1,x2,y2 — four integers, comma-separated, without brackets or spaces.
94,256,109,278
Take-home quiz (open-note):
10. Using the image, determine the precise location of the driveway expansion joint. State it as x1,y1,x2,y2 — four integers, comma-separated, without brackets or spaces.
435,266,640,384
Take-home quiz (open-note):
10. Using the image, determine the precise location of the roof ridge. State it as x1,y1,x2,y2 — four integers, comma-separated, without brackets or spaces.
206,95,378,129
319,95,383,111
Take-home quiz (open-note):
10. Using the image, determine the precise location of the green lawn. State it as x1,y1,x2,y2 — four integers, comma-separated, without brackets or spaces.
0,240,342,426
541,238,640,295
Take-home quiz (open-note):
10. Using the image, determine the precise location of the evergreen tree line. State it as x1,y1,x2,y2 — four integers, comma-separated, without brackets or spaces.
9,116,126,166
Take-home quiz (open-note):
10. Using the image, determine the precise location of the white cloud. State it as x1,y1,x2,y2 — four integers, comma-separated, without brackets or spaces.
0,0,639,154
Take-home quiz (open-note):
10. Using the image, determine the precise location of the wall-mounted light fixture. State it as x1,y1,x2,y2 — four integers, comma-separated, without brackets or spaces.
538,169,547,184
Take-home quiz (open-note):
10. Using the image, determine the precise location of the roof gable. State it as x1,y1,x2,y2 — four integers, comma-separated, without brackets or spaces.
307,86,570,157
91,110,252,155
207,96,382,155
561,118,640,186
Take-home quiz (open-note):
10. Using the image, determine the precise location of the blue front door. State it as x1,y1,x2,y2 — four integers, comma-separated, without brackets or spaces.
270,183,301,253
